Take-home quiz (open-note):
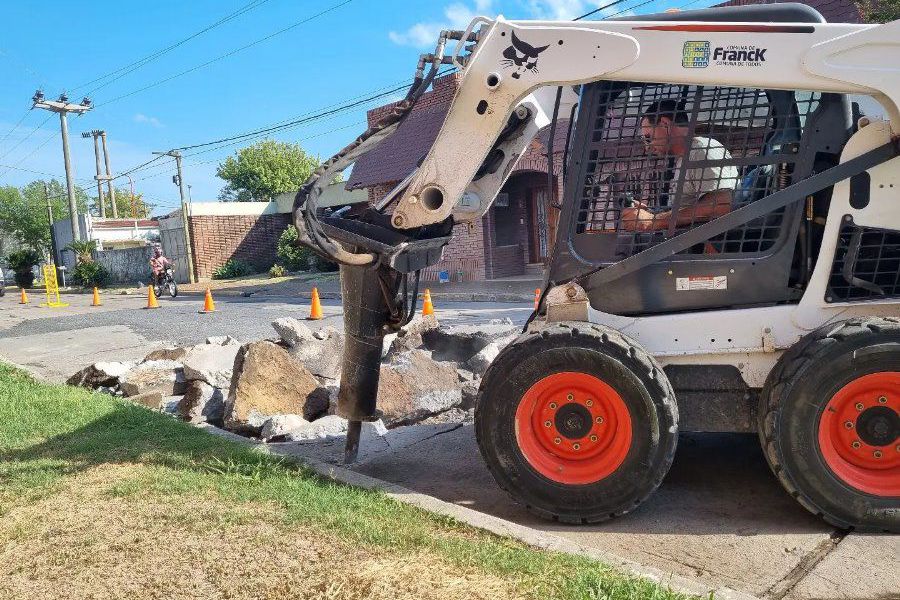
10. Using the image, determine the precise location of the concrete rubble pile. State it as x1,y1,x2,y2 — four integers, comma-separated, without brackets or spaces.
66,314,521,443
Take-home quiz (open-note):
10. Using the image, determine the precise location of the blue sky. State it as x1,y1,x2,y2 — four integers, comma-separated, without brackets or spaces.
0,0,704,214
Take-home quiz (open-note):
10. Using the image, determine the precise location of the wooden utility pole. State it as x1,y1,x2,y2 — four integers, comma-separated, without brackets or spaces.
32,91,92,243
152,149,196,283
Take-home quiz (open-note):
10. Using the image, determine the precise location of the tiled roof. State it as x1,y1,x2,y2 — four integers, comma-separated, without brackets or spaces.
346,102,451,190
714,0,863,22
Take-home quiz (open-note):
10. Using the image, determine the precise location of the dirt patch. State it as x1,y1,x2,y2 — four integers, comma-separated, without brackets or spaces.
0,464,523,600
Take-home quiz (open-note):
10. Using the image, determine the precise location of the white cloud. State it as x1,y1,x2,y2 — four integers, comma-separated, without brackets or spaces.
388,2,492,47
133,113,164,128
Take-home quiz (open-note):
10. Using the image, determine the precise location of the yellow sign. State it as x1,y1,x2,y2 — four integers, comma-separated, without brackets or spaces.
40,263,69,308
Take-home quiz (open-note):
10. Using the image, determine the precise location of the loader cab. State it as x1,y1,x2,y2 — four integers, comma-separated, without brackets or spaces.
549,79,854,315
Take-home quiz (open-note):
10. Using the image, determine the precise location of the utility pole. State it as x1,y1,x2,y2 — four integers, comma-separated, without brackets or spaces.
44,182,57,265
127,174,137,218
153,150,196,283
32,91,92,243
81,130,106,217
100,131,117,217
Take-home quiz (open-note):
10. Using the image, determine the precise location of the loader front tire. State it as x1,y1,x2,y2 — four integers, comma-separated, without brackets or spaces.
759,317,900,532
475,322,678,524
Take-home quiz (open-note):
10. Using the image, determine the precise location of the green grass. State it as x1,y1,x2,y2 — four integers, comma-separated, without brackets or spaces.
0,363,697,600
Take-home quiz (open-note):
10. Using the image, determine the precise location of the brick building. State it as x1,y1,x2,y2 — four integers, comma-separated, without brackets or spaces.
347,73,566,281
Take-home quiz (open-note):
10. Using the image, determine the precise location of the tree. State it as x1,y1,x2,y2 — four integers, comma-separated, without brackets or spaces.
216,139,320,201
855,0,899,23
90,187,154,218
0,180,89,253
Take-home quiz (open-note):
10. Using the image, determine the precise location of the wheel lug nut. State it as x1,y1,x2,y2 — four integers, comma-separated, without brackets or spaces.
855,402,864,411
573,443,581,450
844,421,854,429
586,399,593,407
873,450,883,459
590,435,597,442
878,396,887,404
549,402,557,410
566,393,574,401
596,416,604,424
544,421,552,428
852,440,861,449
553,437,561,445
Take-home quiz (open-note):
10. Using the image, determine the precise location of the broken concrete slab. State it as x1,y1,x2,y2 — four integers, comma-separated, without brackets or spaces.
178,380,225,424
271,317,316,348
224,341,328,435
287,326,343,381
119,360,186,397
377,349,462,426
261,414,309,442
143,346,189,362
421,321,518,363
283,414,349,441
205,335,240,346
181,343,239,389
66,360,136,389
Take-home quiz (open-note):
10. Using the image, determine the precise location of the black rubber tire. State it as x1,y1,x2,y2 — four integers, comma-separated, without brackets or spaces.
168,281,178,298
475,322,678,524
759,317,900,532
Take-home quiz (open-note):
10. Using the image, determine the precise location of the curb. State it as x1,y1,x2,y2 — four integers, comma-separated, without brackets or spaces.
176,289,534,303
196,422,761,600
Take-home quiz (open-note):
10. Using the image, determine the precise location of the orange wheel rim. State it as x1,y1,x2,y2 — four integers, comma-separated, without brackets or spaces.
514,372,632,485
818,372,900,497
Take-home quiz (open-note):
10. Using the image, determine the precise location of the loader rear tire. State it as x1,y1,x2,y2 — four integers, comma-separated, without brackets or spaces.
475,322,678,524
759,317,900,532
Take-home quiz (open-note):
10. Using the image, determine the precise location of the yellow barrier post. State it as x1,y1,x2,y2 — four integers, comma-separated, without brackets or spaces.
40,264,69,308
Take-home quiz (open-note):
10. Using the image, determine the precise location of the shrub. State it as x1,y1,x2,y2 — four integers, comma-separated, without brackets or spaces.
276,227,338,273
7,249,41,288
269,264,286,278
72,261,109,288
213,259,254,280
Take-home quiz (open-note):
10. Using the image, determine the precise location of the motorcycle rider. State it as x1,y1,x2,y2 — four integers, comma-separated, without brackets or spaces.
149,245,172,287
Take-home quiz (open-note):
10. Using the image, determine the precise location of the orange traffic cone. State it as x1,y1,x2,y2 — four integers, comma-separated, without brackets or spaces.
308,287,323,320
144,285,160,309
91,287,102,307
19,288,28,304
534,288,541,310
199,288,216,313
422,288,434,316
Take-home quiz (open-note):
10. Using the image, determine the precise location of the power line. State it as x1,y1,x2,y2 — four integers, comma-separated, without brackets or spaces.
94,0,356,108
0,109,31,148
574,0,633,21
0,114,52,162
77,0,272,96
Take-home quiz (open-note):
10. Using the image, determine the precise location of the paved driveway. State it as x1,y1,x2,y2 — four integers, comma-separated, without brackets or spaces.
0,291,895,600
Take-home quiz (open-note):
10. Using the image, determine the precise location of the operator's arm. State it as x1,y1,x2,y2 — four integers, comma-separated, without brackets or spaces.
620,189,733,232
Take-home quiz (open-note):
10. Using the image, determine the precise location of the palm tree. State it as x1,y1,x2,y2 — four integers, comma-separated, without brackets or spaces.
65,240,97,264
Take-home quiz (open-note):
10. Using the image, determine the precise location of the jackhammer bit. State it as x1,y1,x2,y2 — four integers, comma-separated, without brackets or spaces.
337,261,402,464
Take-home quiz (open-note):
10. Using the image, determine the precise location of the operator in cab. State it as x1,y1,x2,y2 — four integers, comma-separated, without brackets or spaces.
621,99,738,232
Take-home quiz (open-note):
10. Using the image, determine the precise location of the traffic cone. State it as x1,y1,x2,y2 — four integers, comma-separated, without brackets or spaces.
422,288,434,316
534,288,541,310
144,286,160,309
91,287,102,307
199,288,216,313
19,288,28,304
308,287,323,320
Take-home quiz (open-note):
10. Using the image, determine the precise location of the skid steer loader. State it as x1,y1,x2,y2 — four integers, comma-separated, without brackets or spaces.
294,3,900,531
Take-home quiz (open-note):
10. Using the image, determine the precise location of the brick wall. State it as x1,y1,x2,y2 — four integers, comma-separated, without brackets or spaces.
188,213,291,279
365,73,461,127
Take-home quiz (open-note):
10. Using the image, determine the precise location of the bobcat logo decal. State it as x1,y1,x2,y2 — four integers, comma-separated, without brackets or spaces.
501,31,549,79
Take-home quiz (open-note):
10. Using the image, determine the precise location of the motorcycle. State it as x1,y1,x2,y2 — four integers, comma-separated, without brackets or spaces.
154,267,178,298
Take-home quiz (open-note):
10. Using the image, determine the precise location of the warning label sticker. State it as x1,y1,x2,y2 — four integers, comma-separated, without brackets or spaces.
676,275,728,291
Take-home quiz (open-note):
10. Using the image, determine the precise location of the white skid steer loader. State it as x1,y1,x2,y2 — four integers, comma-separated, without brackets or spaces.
293,3,900,532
